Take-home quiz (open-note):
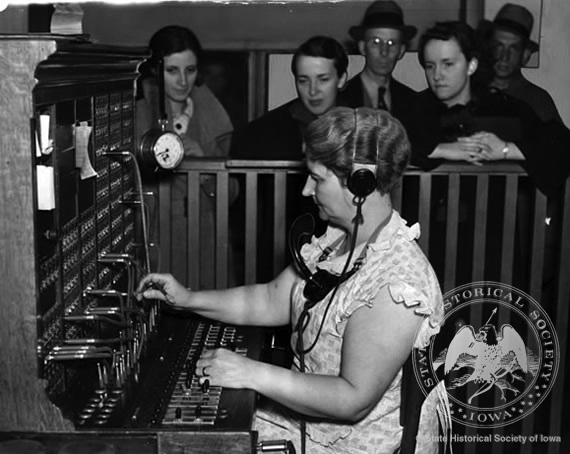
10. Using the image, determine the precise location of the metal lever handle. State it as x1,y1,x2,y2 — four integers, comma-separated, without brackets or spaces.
257,440,296,453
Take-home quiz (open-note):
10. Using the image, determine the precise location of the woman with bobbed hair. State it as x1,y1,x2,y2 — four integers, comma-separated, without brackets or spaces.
231,35,349,160
230,35,350,282
136,25,234,288
137,107,446,453
290,34,349,82
407,21,570,197
137,25,233,158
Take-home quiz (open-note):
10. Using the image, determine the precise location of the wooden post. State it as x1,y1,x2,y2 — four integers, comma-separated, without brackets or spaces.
0,38,73,431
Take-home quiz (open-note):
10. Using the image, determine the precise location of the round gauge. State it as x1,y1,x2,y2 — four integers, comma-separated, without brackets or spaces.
152,131,184,169
138,129,184,170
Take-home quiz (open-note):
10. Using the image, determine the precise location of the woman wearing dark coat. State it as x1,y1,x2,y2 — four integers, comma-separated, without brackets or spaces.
405,21,570,198
231,36,349,161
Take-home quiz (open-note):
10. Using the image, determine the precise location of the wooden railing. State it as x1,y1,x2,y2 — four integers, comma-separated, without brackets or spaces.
146,159,569,454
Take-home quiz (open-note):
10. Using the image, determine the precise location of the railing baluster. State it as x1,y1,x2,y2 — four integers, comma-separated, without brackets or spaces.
529,191,547,299
472,174,489,281
418,174,432,255
501,175,518,283
445,174,460,290
187,171,201,290
465,283,483,454
521,187,547,453
245,172,258,285
491,298,512,454
215,173,230,289
492,175,517,454
158,178,171,274
273,172,287,277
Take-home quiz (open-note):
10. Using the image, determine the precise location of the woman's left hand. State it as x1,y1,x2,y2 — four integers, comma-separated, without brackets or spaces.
195,348,257,389
467,132,508,161
456,135,492,165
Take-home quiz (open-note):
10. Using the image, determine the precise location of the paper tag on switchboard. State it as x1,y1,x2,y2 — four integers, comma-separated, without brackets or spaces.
75,122,97,180
36,165,56,211
37,114,53,156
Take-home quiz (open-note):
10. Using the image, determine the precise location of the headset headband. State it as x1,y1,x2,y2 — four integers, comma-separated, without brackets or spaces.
347,109,379,199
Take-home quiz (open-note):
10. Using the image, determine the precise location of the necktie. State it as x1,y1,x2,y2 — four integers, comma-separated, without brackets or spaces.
377,86,387,110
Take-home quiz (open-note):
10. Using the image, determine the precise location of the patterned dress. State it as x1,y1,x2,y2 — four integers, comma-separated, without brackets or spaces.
255,211,446,453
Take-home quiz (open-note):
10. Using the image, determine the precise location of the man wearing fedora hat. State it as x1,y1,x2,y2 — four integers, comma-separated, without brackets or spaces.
487,2,563,124
341,0,417,121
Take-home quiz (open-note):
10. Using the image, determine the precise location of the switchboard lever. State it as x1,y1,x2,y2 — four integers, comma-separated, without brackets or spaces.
84,289,128,312
65,314,130,328
45,347,113,362
99,252,135,262
103,151,131,157
64,337,128,345
52,345,113,354
85,307,121,316
120,200,143,206
257,440,296,453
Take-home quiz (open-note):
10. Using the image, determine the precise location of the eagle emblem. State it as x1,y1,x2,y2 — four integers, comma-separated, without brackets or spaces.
435,309,530,404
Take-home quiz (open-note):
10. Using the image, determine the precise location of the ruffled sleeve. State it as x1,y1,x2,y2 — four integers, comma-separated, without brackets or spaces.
388,278,444,348
298,227,344,271
333,213,444,347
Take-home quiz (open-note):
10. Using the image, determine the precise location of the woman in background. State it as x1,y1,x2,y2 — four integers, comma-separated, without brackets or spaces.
137,25,233,157
407,21,570,288
136,25,234,288
407,20,570,197
230,35,348,161
230,36,349,283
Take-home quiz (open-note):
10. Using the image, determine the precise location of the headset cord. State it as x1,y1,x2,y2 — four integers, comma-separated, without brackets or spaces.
352,195,366,225
297,272,349,454
295,205,393,454
295,205,362,454
296,220,360,357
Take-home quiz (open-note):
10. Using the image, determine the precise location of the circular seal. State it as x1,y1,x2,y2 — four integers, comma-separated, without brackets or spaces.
413,281,559,428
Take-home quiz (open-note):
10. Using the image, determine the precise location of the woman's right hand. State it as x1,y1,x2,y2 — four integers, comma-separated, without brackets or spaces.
135,273,191,309
430,141,488,166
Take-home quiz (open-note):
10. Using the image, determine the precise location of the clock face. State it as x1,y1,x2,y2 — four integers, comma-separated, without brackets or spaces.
152,132,184,169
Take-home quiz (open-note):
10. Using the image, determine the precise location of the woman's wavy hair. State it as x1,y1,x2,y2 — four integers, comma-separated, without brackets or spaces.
417,21,494,92
140,25,204,84
291,36,349,78
304,107,410,195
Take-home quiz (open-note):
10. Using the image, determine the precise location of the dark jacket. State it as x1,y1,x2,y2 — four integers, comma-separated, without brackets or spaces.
229,98,326,281
339,74,418,124
500,73,564,125
230,98,316,160
406,88,570,197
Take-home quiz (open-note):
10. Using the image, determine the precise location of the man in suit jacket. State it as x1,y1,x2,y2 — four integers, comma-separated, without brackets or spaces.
341,0,417,122
483,3,564,124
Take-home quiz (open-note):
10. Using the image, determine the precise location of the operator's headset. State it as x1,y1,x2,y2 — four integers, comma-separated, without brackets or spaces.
289,108,382,454
290,108,379,309
289,109,426,454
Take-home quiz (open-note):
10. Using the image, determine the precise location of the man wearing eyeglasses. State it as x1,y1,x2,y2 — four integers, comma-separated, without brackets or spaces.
341,0,417,120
